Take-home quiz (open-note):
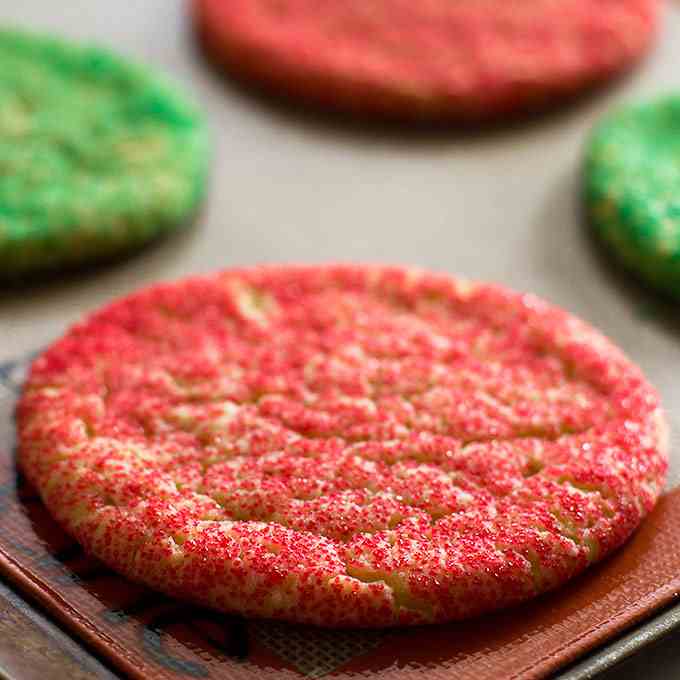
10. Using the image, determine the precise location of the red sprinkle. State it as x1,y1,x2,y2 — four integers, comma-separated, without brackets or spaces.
194,0,659,122
17,264,668,627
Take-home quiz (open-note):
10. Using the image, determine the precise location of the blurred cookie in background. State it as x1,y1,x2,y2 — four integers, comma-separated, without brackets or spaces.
193,0,660,123
0,29,209,280
586,94,680,300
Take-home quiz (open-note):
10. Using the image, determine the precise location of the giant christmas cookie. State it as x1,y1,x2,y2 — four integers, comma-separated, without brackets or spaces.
0,29,208,278
194,0,659,122
18,265,668,627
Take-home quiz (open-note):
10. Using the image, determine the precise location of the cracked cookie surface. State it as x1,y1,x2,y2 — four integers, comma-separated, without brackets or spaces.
194,0,659,122
18,264,668,626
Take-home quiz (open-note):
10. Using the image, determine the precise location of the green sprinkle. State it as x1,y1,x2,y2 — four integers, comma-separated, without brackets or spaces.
585,94,680,300
0,29,209,278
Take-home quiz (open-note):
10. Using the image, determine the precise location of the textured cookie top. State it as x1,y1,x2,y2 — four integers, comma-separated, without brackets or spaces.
0,29,208,278
195,0,659,121
586,94,680,299
18,265,668,626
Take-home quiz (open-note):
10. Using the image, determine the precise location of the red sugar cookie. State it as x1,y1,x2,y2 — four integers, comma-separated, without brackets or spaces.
193,0,660,122
18,265,668,626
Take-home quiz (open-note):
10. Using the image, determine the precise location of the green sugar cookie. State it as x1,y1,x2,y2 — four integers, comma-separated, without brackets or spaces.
0,29,209,279
585,94,680,299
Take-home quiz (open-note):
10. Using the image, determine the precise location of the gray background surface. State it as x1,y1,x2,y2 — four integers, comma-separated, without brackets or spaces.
1,2,679,677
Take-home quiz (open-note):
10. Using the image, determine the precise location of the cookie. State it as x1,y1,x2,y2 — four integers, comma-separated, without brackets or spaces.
586,94,680,299
0,29,209,279
193,0,659,122
18,265,668,627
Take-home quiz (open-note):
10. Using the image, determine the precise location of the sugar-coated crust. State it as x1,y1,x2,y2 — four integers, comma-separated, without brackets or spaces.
194,0,659,122
0,29,208,278
18,265,668,627
586,94,680,300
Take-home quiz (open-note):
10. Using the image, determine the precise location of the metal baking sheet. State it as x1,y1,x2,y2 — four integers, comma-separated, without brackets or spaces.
1,2,680,677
